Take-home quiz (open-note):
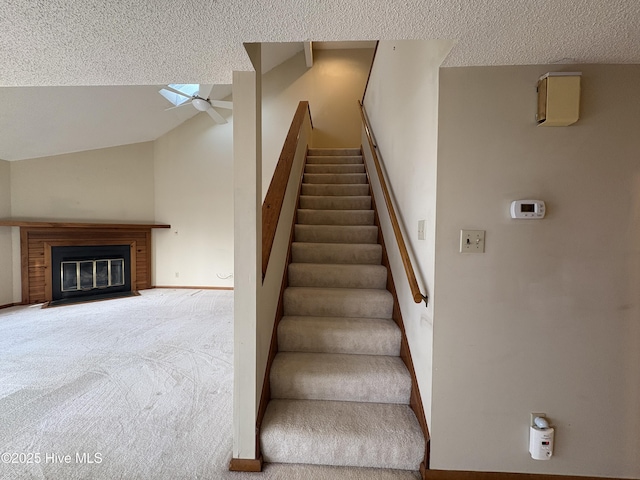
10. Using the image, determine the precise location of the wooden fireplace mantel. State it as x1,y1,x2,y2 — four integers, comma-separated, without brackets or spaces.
0,219,170,305
0,219,171,229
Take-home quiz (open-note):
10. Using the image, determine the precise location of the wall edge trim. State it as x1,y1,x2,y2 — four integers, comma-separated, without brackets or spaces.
229,456,263,472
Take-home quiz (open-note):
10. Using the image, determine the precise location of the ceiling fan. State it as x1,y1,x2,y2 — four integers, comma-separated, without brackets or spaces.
160,84,232,124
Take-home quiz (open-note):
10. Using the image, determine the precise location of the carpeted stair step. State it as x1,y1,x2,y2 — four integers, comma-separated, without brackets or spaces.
304,173,368,184
307,148,362,156
261,399,425,470
262,142,425,474
306,155,363,165
291,242,382,264
301,183,370,196
288,263,387,289
284,287,393,318
294,225,378,244
260,464,420,479
270,352,411,404
305,164,365,174
297,209,374,226
299,195,371,210
278,316,401,355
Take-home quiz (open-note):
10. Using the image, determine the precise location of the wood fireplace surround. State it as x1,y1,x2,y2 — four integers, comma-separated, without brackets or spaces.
0,220,170,305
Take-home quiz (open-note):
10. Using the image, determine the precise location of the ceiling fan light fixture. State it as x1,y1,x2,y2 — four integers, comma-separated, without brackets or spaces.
192,98,210,112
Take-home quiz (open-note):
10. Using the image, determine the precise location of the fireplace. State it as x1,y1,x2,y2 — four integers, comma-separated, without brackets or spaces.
51,245,133,304
0,220,170,305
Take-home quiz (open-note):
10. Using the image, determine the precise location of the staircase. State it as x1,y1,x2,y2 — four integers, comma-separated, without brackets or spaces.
260,148,425,472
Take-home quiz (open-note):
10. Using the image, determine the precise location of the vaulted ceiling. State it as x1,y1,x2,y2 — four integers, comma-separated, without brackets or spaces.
1,0,639,160
0,83,232,161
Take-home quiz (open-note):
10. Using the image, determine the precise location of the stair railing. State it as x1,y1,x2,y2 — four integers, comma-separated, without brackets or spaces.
262,101,312,280
358,101,428,307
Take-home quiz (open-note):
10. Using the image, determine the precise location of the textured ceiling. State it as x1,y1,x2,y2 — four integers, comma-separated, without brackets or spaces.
1,1,640,161
1,0,640,87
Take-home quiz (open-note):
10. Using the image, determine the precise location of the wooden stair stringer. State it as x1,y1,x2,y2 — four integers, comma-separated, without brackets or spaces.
364,148,431,475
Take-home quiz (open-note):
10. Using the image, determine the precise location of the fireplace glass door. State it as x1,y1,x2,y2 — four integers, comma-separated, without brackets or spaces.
61,258,125,292
51,244,131,303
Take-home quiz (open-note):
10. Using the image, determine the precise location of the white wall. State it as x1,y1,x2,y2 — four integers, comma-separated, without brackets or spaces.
433,65,640,477
10,143,155,222
233,44,262,460
4,111,235,290
0,160,12,306
153,112,234,288
262,47,374,200
362,40,454,428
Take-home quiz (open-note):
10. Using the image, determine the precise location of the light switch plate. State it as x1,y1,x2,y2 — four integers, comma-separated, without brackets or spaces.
418,220,426,240
460,230,485,253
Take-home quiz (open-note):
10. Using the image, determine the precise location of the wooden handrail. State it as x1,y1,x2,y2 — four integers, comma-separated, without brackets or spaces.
361,41,379,105
359,102,428,306
262,101,310,279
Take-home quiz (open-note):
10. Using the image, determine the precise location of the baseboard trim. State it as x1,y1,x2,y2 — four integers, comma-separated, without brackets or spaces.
153,286,234,291
229,456,263,472
425,470,627,480
0,302,19,310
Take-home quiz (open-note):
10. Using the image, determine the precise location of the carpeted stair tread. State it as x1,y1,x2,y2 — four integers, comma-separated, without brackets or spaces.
270,352,411,404
291,242,382,265
288,263,387,289
299,195,371,210
278,316,401,355
301,183,370,196
284,287,393,319
305,164,365,174
304,173,368,184
261,463,422,479
294,225,378,244
261,399,425,470
307,148,362,156
297,209,374,226
306,155,364,165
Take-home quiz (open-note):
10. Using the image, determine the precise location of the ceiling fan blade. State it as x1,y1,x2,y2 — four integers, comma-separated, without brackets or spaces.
206,107,227,124
198,84,214,99
164,101,193,111
163,85,193,99
209,100,233,110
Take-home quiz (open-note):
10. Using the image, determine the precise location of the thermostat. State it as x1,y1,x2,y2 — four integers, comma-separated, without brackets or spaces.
510,200,545,219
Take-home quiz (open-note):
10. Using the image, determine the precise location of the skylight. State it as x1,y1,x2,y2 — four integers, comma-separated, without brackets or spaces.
159,84,200,106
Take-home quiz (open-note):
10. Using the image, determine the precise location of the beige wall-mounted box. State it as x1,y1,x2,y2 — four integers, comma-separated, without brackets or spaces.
536,72,581,126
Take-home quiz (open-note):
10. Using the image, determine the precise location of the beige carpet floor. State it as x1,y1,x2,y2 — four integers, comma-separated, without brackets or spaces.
0,289,419,479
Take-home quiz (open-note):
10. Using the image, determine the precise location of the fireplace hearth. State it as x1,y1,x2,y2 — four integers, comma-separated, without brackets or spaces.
51,245,133,305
